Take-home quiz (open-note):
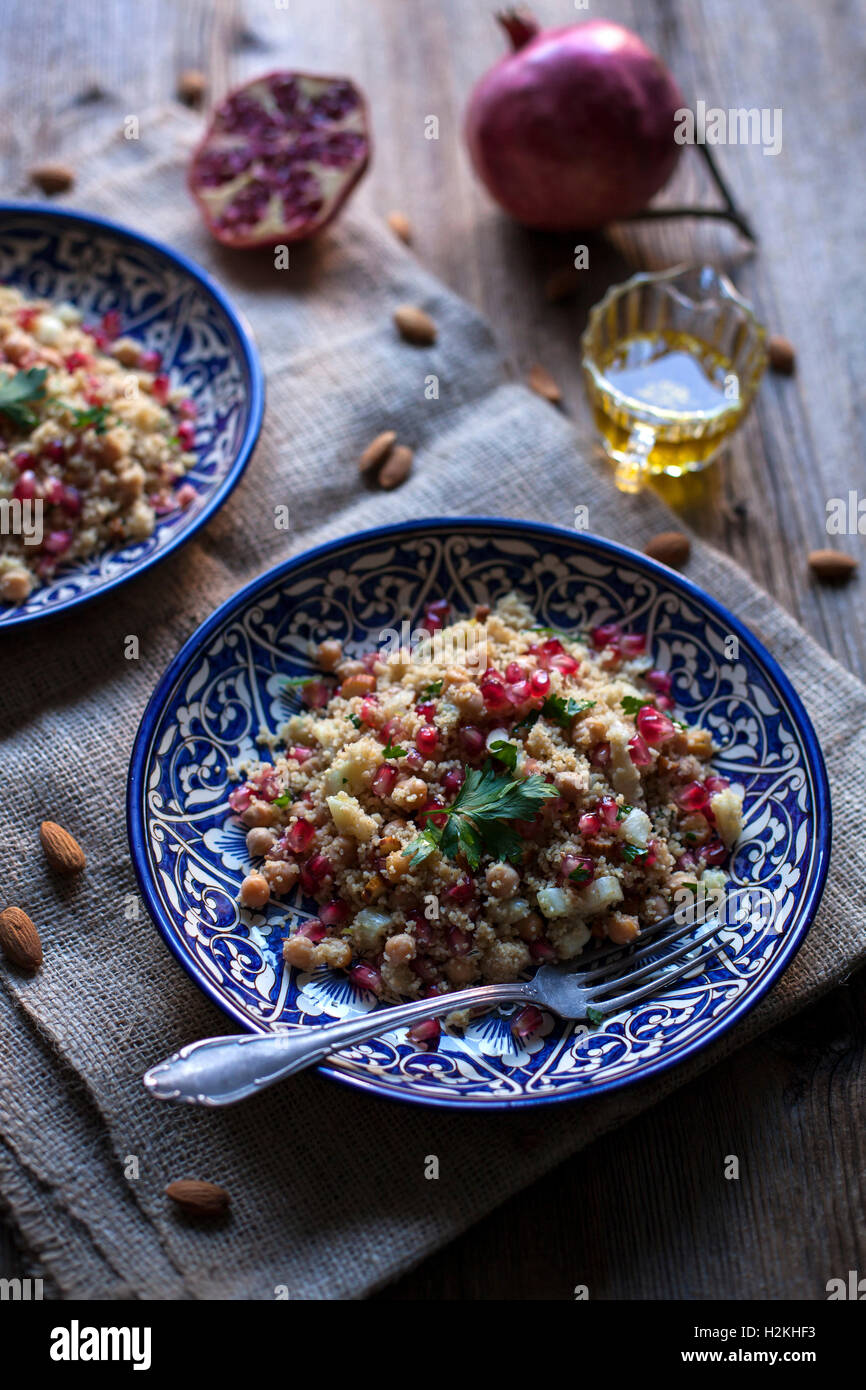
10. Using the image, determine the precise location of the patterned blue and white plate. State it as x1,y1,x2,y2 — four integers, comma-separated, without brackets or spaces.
128,519,831,1110
0,205,264,629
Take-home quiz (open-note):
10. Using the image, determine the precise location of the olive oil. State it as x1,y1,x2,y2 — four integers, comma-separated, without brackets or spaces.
592,330,743,478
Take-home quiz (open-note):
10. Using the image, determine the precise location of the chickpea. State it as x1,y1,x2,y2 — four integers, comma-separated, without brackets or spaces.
283,933,317,970
607,912,640,945
485,862,521,899
335,658,365,679
241,798,277,828
316,638,343,671
246,826,276,857
314,938,352,970
679,813,711,847
239,872,270,910
384,932,416,965
0,569,32,603
451,684,485,719
327,835,356,870
391,776,428,810
554,770,586,802
385,850,411,882
445,957,477,987
516,911,544,942
263,860,299,895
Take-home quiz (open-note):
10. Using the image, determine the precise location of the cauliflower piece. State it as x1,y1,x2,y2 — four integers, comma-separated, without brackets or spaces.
710,787,743,849
573,874,624,917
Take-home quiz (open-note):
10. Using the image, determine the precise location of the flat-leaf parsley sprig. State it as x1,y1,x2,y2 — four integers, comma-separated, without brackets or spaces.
0,366,47,430
406,764,558,870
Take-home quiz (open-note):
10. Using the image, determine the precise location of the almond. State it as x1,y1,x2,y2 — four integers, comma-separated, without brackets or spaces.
29,162,75,195
528,364,562,404
177,68,207,107
40,821,86,875
808,548,857,582
387,210,412,244
359,429,396,476
378,444,413,490
0,907,43,971
393,304,436,346
768,335,796,375
644,530,691,568
166,1179,230,1218
544,266,579,302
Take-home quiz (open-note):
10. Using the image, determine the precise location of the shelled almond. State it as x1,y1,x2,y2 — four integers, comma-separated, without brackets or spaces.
0,907,43,971
40,821,86,875
166,1179,230,1217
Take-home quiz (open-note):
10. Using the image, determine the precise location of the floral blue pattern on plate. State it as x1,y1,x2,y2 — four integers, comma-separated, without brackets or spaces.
128,518,830,1110
0,204,264,629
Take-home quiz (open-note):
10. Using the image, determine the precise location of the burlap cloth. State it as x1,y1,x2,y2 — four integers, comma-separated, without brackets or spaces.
0,111,862,1300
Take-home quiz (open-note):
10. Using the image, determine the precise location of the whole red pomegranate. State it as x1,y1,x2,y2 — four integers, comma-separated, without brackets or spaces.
465,11,684,230
189,70,370,248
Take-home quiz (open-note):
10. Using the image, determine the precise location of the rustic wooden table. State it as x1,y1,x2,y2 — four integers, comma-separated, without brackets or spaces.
1,0,863,1299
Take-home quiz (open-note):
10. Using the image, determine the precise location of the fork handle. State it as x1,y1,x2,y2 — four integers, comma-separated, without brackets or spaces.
143,983,528,1107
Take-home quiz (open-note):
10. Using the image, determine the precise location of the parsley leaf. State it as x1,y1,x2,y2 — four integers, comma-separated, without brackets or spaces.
284,675,319,688
622,843,648,862
67,402,111,434
0,367,47,430
621,695,654,716
586,1006,604,1027
347,713,361,729
488,738,518,770
542,694,595,727
569,864,592,884
382,743,407,760
272,792,291,808
405,766,557,871
421,680,443,696
513,708,540,733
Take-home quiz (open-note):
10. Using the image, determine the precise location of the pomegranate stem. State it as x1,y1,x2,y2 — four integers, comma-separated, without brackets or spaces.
623,144,756,242
496,8,540,50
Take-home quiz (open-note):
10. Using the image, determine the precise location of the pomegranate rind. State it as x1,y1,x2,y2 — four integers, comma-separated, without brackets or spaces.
188,69,371,248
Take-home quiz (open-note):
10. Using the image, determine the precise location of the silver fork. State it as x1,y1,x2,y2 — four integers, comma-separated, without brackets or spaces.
143,908,726,1107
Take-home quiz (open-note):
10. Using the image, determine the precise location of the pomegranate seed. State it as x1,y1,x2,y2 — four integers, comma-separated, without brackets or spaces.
636,704,675,746
426,598,450,618
550,653,579,675
42,529,72,555
288,746,312,763
11,449,36,472
703,839,728,866
296,919,327,943
418,798,447,829
318,899,348,927
408,910,432,948
416,725,438,755
228,785,252,813
507,679,532,704
64,350,90,371
530,669,550,697
377,717,403,743
407,1017,440,1050
360,695,380,726
590,741,611,768
12,471,37,502
60,485,81,518
301,853,333,891
101,310,122,340
288,819,316,853
372,764,397,797
579,811,601,836
541,637,565,655
599,796,620,828
349,964,382,995
591,622,621,650
645,839,658,867
301,680,330,709
619,632,646,657
447,926,471,955
628,733,652,766
139,348,163,372
562,853,594,885
16,306,39,330
529,939,557,962
175,482,197,508
178,397,197,418
447,875,474,903
177,421,196,450
705,776,730,794
43,477,65,506
656,694,674,711
459,726,485,757
647,668,673,695
41,440,66,465
415,700,436,719
360,651,379,672
405,748,423,769
678,782,709,813
480,675,509,709
442,767,465,795
512,1005,544,1039
506,661,527,683
151,373,170,404
676,850,698,871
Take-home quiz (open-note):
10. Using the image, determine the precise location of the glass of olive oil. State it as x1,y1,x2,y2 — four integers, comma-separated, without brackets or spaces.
581,265,767,494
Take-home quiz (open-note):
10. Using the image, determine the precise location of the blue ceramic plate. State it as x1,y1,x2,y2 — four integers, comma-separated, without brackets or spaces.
0,204,264,629
128,518,830,1110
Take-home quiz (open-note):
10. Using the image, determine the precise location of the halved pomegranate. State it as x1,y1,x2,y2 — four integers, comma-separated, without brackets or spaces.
188,70,371,248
